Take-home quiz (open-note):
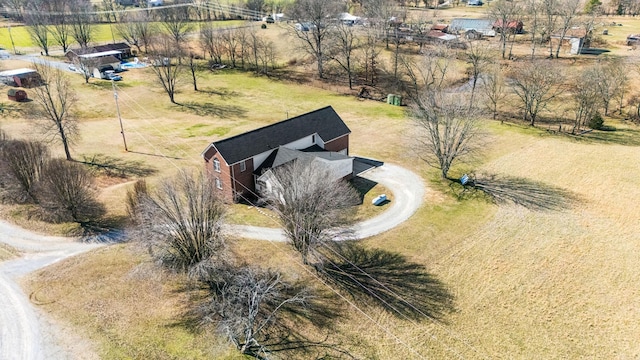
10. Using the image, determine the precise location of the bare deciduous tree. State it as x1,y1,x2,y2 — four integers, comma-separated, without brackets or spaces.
70,0,95,48
543,0,560,58
464,40,490,108
50,0,72,53
412,93,482,179
553,0,581,58
31,62,78,161
571,67,600,133
402,45,452,101
37,158,105,223
159,6,194,55
482,64,508,121
489,0,522,59
524,0,543,60
0,140,49,203
362,0,398,50
592,57,629,116
290,0,345,79
195,264,334,358
133,170,227,274
245,28,275,74
187,53,199,91
150,36,183,104
200,23,224,64
116,12,154,54
360,27,380,86
330,22,359,89
75,51,100,83
24,2,51,56
509,60,564,126
263,160,359,265
221,28,241,67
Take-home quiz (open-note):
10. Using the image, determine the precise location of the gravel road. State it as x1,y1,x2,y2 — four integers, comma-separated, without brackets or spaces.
0,222,102,360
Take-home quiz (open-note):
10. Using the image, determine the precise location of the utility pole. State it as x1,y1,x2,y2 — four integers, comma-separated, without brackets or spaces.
112,81,128,152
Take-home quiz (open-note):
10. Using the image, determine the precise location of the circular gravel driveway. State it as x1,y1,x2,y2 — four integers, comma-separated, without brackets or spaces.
231,163,425,241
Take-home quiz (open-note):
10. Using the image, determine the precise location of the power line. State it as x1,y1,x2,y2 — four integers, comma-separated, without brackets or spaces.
0,1,267,19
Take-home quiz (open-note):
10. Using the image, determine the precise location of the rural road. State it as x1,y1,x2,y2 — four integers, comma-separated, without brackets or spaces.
0,222,103,360
233,163,425,241
0,163,424,359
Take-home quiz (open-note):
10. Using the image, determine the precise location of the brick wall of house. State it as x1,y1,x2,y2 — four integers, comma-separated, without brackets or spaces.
230,158,256,201
204,150,234,202
324,134,349,154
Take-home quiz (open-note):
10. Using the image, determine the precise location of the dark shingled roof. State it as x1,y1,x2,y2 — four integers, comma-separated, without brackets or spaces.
94,42,131,52
209,106,350,165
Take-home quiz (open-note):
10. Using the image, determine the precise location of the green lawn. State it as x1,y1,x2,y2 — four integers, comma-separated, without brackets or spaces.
0,20,247,52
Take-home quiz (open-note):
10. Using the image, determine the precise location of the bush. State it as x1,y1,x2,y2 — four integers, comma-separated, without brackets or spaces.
588,112,604,130
135,170,227,273
0,140,49,203
125,179,148,223
261,24,267,29
36,159,105,223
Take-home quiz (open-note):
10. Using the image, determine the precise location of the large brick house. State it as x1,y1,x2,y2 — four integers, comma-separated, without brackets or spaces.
201,106,351,202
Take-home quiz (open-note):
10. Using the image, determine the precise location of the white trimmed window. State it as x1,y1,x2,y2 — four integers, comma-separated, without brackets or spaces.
215,177,222,189
213,158,221,172
240,160,246,172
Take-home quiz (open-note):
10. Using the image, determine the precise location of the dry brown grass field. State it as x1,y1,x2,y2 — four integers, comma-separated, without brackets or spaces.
6,7,640,360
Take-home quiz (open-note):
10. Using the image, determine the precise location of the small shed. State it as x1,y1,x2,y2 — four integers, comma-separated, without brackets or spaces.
7,88,27,102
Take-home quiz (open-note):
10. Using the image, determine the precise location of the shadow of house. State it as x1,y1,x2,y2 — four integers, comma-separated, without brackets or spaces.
201,106,352,203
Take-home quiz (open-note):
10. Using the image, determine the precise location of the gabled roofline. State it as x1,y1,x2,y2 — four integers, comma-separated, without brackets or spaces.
212,106,334,148
321,132,350,144
201,143,218,161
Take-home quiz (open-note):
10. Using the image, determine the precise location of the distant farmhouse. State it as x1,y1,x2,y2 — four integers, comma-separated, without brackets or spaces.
201,106,352,202
449,18,496,38
65,43,132,79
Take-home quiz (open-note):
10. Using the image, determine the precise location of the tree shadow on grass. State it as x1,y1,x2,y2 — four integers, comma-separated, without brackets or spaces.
464,174,579,211
177,101,247,119
176,275,358,359
318,241,455,322
80,154,157,178
79,215,128,243
267,69,313,85
197,87,241,98
572,127,640,147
